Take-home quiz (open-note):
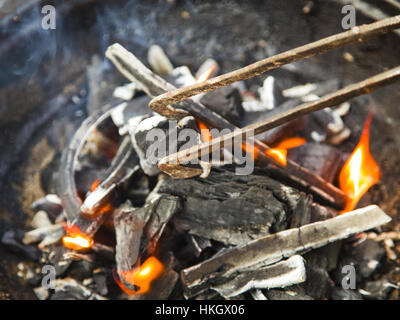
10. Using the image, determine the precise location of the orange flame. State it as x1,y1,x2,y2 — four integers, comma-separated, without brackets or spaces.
62,225,94,251
265,137,306,166
115,256,164,295
197,120,213,142
90,179,100,192
339,112,381,213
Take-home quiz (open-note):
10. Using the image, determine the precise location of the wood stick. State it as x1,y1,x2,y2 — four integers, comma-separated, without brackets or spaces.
159,65,400,177
106,44,346,207
181,205,391,298
149,15,400,110
210,255,306,299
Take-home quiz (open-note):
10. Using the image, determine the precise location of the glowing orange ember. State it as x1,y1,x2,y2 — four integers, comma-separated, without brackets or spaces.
339,112,381,213
265,137,306,166
197,120,213,142
90,179,100,192
116,256,164,295
62,225,94,251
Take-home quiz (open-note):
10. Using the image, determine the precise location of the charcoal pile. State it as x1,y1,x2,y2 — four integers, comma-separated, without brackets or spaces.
2,11,400,300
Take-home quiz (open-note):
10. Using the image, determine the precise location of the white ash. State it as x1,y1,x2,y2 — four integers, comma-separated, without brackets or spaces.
113,83,139,101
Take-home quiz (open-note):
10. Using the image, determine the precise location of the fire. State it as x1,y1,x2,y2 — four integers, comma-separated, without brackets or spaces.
62,225,94,251
115,256,164,295
265,137,306,166
339,112,381,213
197,120,213,142
90,179,100,192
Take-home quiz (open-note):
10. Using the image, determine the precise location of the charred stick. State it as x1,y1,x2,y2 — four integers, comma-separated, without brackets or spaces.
81,136,140,215
106,44,346,207
159,65,400,177
106,44,189,119
57,107,115,224
181,205,391,298
211,255,306,299
57,103,132,236
149,15,400,109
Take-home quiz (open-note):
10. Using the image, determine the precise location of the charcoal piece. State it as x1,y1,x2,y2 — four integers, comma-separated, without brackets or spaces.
110,96,152,136
287,143,345,183
131,268,179,300
50,278,107,300
265,288,314,300
114,195,181,275
46,246,73,277
189,235,212,258
331,287,363,300
340,239,386,281
31,194,63,221
301,266,334,299
181,205,390,298
303,241,342,272
81,135,140,216
199,86,244,125
257,76,285,110
242,99,305,144
68,260,94,281
93,269,108,296
360,279,395,300
289,193,313,228
250,289,268,300
157,169,310,246
140,195,182,254
114,201,150,273
310,202,338,222
131,115,200,176
22,224,64,245
1,229,40,261
210,255,306,298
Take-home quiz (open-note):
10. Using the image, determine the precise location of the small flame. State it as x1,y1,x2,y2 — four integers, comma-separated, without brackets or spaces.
339,112,381,213
197,120,213,142
265,137,306,166
115,256,164,295
62,225,94,251
90,179,100,192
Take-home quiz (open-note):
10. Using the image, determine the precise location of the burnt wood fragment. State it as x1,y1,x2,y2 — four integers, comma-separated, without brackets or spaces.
287,142,345,183
210,255,306,298
199,86,244,125
181,205,390,298
156,168,314,246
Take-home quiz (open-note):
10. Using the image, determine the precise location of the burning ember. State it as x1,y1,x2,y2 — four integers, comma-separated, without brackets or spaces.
339,112,381,213
115,256,164,295
197,121,213,142
265,137,306,166
62,225,94,251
